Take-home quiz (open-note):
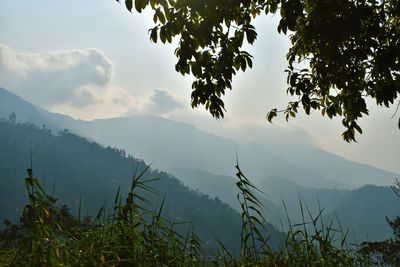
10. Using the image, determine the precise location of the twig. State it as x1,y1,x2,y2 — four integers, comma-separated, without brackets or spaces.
390,100,400,119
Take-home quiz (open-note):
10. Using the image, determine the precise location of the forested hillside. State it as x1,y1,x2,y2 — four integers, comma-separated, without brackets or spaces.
1,86,397,190
0,119,284,252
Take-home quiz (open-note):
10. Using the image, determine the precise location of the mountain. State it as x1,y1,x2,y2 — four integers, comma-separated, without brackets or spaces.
39,112,398,188
0,87,62,132
257,177,350,220
60,115,346,187
257,177,400,241
1,87,397,190
332,185,400,242
1,87,399,244
0,119,284,252
172,168,285,229
262,143,399,187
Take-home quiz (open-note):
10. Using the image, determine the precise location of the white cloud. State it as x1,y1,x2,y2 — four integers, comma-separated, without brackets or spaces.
0,44,194,120
51,86,140,120
0,44,148,119
0,44,112,108
144,89,185,115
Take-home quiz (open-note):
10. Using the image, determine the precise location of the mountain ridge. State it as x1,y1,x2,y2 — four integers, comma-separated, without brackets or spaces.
0,119,285,252
0,86,398,189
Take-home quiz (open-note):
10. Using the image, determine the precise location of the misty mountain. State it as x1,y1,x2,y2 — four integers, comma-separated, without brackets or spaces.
258,177,350,218
1,87,399,243
172,168,400,242
0,87,62,132
261,143,399,187
62,116,346,188
172,168,285,228
1,87,397,190
257,177,400,241
331,185,400,241
0,119,284,252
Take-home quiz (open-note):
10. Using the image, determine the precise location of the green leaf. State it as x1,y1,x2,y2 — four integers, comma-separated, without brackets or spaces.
125,0,133,12
160,27,167,43
156,8,166,24
150,28,158,43
134,0,144,12
245,27,257,44
354,124,363,134
270,1,278,14
267,109,277,123
321,107,326,116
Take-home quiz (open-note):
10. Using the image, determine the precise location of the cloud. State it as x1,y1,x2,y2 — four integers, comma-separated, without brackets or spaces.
51,85,140,120
0,45,191,119
144,89,184,115
68,86,98,108
0,44,147,119
0,44,112,108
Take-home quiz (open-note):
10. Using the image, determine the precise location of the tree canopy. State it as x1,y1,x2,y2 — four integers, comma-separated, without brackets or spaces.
118,0,400,141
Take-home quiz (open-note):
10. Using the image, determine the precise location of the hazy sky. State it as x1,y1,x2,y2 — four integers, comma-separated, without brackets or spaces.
0,0,399,174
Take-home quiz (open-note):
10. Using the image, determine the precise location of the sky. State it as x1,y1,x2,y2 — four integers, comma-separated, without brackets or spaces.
0,0,399,174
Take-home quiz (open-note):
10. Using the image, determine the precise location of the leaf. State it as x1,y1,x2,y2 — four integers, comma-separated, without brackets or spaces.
150,28,158,43
289,72,298,86
125,0,133,12
160,27,167,43
245,28,257,44
150,0,157,8
354,124,363,134
270,1,278,14
267,109,277,123
157,9,166,24
240,56,247,71
135,0,144,12
246,56,253,68
321,107,326,116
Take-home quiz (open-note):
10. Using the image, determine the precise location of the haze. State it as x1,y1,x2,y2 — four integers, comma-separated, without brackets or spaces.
0,0,399,174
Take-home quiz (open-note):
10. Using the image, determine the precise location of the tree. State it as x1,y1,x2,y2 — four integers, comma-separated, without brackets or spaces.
117,0,400,141
8,112,16,124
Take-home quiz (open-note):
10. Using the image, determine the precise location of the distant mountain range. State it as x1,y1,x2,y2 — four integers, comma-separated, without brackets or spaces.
1,86,399,242
257,176,400,241
170,167,400,241
171,168,286,227
0,87,398,189
0,119,284,253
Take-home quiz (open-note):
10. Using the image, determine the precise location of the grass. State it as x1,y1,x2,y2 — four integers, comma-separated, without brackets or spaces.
0,164,377,266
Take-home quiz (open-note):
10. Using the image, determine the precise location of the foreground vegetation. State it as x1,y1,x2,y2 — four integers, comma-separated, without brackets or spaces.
2,165,398,266
0,119,263,253
0,120,399,266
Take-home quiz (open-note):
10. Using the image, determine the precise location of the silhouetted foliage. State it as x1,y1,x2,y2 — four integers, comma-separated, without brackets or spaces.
0,164,374,265
1,120,398,265
118,0,400,141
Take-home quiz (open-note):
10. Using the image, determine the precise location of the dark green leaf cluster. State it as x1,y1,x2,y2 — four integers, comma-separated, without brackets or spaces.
119,0,269,118
282,0,400,141
118,0,400,141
